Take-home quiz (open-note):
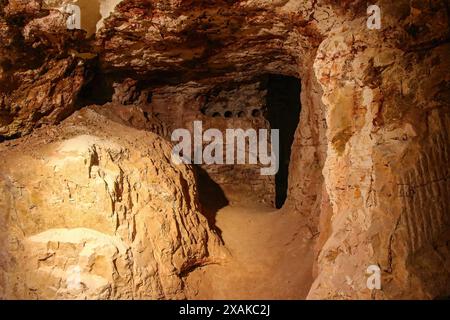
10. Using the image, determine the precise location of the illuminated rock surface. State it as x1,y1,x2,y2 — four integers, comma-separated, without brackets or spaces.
0,108,224,299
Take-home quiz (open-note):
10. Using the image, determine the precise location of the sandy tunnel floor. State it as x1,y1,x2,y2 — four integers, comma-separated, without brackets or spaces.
185,205,315,300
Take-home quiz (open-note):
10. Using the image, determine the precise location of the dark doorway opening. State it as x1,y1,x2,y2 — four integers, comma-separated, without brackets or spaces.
265,75,301,209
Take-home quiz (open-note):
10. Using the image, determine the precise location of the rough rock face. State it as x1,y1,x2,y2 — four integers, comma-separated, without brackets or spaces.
146,80,277,206
308,1,450,299
0,0,449,300
0,108,223,299
0,0,87,139
95,0,323,80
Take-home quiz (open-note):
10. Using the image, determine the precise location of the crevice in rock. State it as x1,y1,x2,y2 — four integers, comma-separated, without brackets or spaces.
265,74,302,209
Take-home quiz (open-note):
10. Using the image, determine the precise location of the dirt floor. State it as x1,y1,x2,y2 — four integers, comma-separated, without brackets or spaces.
185,204,315,299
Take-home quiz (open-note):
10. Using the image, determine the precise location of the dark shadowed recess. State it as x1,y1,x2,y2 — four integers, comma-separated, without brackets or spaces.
265,74,301,209
194,166,228,240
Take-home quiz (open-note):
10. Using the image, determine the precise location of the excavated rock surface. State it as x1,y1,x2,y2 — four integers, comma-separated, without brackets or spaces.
0,0,89,138
95,0,325,81
309,1,450,299
0,108,224,299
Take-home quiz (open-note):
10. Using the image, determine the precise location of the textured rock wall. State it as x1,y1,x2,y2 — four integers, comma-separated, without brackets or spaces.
0,108,224,299
0,0,87,139
308,0,450,299
147,80,276,206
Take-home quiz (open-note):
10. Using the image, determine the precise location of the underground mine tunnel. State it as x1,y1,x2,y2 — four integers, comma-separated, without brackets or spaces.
78,73,301,210
165,74,302,210
0,0,449,302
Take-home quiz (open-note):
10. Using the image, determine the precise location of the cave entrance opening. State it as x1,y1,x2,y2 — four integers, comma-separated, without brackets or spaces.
266,75,302,209
196,74,301,213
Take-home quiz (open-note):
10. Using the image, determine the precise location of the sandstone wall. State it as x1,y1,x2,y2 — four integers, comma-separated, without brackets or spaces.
0,0,87,139
0,108,224,299
308,0,450,299
140,80,276,207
